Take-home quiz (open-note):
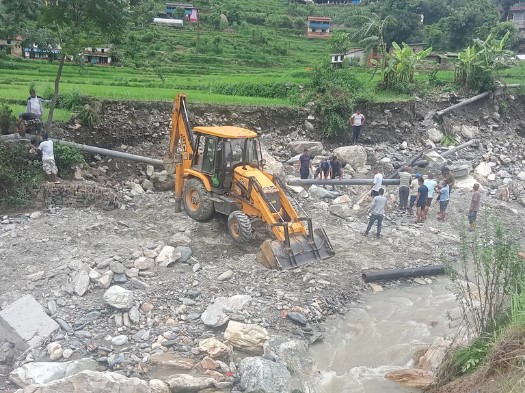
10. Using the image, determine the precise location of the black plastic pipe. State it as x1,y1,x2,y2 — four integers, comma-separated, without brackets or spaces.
362,265,446,282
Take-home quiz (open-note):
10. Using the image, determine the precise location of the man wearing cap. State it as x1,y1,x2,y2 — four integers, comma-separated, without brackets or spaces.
408,172,422,215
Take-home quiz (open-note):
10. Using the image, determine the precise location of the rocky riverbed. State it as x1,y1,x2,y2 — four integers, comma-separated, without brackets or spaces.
1,92,525,392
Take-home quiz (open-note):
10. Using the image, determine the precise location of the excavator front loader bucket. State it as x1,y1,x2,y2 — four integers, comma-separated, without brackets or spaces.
257,228,334,270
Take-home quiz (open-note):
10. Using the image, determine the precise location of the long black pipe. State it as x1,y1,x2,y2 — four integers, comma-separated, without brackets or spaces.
362,265,445,282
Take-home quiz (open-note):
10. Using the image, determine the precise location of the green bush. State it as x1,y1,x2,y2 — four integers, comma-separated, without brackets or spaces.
58,90,85,110
54,143,85,177
0,142,44,208
77,103,101,128
0,103,16,135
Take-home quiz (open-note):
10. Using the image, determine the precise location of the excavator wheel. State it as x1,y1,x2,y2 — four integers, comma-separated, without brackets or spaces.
227,211,252,243
182,178,215,221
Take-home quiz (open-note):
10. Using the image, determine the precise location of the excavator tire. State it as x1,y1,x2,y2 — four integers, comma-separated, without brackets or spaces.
183,178,215,221
227,211,252,243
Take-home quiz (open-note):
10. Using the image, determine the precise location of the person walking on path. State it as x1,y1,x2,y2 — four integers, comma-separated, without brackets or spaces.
349,109,365,144
415,177,428,224
437,180,450,221
299,148,313,180
370,168,383,197
37,133,60,184
423,172,438,217
364,188,387,239
468,183,481,231
408,172,422,215
398,166,411,213
26,88,45,118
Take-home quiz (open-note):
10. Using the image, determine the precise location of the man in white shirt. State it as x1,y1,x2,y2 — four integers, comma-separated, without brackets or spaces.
26,88,45,118
370,168,383,197
364,188,387,239
37,133,60,183
349,109,365,144
423,172,438,216
398,166,412,213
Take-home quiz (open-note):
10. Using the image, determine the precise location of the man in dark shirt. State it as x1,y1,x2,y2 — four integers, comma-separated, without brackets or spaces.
329,155,343,190
299,149,312,180
415,177,428,224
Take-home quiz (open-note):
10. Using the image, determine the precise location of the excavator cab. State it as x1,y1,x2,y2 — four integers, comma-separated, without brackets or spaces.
164,94,334,270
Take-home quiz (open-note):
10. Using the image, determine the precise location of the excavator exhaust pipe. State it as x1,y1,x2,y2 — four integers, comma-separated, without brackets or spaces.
257,228,334,270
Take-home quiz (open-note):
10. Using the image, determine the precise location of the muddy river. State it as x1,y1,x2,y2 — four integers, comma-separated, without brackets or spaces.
311,278,459,393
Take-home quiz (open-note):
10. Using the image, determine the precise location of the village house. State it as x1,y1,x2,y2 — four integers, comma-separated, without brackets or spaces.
83,46,112,65
164,2,198,22
0,35,23,57
306,16,331,38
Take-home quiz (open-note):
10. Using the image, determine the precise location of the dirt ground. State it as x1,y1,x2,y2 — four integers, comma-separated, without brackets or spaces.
1,92,525,392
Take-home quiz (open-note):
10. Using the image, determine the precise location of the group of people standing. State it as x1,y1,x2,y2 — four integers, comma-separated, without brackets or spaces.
364,166,482,238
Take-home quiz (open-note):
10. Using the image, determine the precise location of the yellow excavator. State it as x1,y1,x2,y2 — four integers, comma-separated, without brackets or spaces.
164,94,334,269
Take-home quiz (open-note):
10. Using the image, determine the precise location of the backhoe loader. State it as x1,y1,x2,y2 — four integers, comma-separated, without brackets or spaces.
164,94,334,269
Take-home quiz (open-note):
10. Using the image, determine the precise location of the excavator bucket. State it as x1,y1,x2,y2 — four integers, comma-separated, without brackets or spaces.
257,228,334,270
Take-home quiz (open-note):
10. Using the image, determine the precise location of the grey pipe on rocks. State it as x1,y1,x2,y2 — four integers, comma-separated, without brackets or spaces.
362,265,446,282
287,178,401,186
56,140,163,166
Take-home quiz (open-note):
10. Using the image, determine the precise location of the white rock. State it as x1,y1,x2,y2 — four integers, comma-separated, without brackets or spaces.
97,271,114,289
130,183,145,196
146,165,155,178
517,171,525,181
103,286,134,310
217,270,233,281
224,321,269,354
426,128,443,143
460,125,480,140
29,211,42,219
73,269,90,296
474,162,492,177
166,374,215,392
149,378,170,393
111,335,128,346
155,246,180,267
287,141,323,156
62,349,74,359
134,257,155,270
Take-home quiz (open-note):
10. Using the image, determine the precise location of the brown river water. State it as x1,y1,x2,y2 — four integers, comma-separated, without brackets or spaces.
310,278,459,393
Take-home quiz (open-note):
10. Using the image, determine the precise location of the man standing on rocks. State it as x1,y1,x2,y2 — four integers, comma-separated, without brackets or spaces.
350,109,365,144
437,180,450,221
364,188,387,239
398,166,411,213
408,172,421,216
415,177,428,224
299,148,313,180
370,168,383,197
423,172,438,217
468,183,481,231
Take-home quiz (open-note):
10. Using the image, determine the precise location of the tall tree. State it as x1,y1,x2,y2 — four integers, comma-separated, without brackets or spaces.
40,0,127,125
498,0,520,21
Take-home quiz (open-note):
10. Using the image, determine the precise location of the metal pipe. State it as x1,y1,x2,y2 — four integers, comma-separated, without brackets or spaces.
362,265,445,282
56,140,163,166
287,178,400,186
385,147,432,179
435,92,490,117
441,139,480,158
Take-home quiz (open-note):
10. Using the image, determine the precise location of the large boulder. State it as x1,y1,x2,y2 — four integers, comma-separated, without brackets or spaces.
385,368,436,389
263,337,315,376
333,145,367,170
10,358,98,387
166,374,214,392
417,337,451,372
103,286,134,310
308,185,338,199
238,357,292,393
287,141,323,156
148,353,195,370
14,370,149,393
329,194,353,218
224,321,269,354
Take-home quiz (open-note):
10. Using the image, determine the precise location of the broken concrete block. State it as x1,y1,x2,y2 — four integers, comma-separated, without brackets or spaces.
0,294,59,352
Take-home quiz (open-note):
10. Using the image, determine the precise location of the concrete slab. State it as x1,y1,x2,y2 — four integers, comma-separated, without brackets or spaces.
0,294,59,352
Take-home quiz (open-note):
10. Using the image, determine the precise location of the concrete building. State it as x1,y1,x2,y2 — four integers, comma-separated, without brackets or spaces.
307,16,331,38
165,3,198,22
